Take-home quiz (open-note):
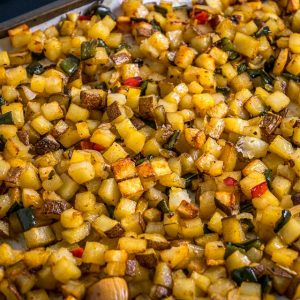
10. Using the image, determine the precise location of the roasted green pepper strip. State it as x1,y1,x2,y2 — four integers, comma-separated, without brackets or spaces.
264,169,273,189
157,200,170,213
0,112,13,125
231,267,258,285
60,55,80,75
81,40,98,60
26,61,44,75
255,26,271,37
165,130,180,150
16,207,36,231
274,209,291,233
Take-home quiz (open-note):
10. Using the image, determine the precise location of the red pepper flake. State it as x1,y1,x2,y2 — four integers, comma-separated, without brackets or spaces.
223,177,238,186
123,76,143,87
80,141,105,152
78,15,91,21
251,182,268,198
71,247,84,258
193,10,209,24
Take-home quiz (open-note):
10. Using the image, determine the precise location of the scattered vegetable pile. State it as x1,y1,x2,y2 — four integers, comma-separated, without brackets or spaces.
1,0,300,299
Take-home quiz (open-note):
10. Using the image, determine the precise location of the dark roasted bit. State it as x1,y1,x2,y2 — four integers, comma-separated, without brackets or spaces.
126,259,139,276
132,22,153,38
111,49,131,66
5,167,23,187
214,192,238,216
139,95,158,119
35,135,60,155
150,285,170,299
176,200,199,219
260,113,282,135
131,117,145,130
51,120,69,138
35,200,71,220
292,193,300,205
17,130,30,146
80,89,105,110
105,223,125,238
136,250,158,269
252,264,266,278
107,101,126,122
147,238,170,250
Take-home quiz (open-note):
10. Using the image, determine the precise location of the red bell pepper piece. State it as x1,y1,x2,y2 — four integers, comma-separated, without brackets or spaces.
71,247,84,258
123,76,143,87
80,141,105,152
223,177,238,186
193,10,209,24
78,15,92,21
251,181,268,198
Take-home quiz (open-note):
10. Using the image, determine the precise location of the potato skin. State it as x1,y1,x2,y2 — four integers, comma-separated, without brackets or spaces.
86,277,128,300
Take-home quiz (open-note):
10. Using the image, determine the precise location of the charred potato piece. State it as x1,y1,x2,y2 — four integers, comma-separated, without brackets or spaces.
51,120,69,138
105,223,125,238
80,89,106,110
35,200,71,220
176,200,199,219
139,95,158,119
5,167,23,187
136,248,158,269
111,49,131,66
35,135,60,155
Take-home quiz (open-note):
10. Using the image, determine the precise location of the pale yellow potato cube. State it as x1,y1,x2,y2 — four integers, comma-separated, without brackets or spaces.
68,161,95,184
289,33,300,53
233,32,259,58
264,91,290,112
82,242,107,265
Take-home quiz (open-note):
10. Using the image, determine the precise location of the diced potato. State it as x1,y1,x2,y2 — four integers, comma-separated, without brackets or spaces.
173,278,196,300
233,32,259,58
62,222,90,244
269,135,294,160
68,159,95,182
264,91,290,112
5,66,27,86
272,248,298,267
52,258,81,283
82,242,107,265
289,33,300,53
24,226,55,248
118,237,147,253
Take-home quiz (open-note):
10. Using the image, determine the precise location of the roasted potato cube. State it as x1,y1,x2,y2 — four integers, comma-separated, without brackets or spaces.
80,89,106,110
107,101,127,123
112,157,137,181
139,95,158,119
118,177,144,200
